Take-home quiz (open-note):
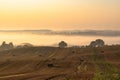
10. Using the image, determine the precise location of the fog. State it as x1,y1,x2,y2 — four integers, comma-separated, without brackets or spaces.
0,30,119,46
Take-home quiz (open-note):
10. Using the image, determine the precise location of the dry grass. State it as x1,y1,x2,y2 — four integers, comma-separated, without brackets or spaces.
0,45,119,80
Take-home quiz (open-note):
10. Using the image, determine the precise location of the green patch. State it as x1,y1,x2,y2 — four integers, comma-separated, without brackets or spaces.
92,48,120,80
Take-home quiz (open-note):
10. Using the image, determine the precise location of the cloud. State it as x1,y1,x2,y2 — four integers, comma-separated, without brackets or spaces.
0,29,120,37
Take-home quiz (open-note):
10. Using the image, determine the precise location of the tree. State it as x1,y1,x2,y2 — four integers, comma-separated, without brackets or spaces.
89,39,105,47
58,41,67,48
9,42,14,49
0,41,14,50
95,39,105,47
1,41,6,46
90,41,96,47
1,41,7,49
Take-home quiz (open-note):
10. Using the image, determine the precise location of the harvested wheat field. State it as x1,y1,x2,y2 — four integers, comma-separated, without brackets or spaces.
0,45,120,80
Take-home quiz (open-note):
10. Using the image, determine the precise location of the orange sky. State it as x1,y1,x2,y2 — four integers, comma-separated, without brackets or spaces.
0,0,120,30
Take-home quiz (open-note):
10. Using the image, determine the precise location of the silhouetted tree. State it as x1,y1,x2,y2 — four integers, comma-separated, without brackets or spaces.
1,41,7,49
9,42,14,49
0,41,14,50
2,41,6,45
95,39,105,47
89,39,105,47
58,41,67,48
90,41,96,47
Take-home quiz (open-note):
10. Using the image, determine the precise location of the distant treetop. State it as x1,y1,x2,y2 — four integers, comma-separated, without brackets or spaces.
90,39,105,47
58,41,68,48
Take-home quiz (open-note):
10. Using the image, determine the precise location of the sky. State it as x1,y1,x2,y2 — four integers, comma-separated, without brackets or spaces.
0,0,120,30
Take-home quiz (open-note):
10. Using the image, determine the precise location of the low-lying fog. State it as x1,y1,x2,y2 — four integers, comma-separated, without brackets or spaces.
0,30,120,46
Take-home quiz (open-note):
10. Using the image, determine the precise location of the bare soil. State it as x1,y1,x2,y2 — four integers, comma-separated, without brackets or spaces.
0,46,119,80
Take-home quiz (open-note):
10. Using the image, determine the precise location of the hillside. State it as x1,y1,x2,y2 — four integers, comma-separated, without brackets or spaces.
0,46,120,80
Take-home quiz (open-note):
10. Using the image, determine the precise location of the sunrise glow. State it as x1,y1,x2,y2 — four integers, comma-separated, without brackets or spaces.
0,0,119,30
